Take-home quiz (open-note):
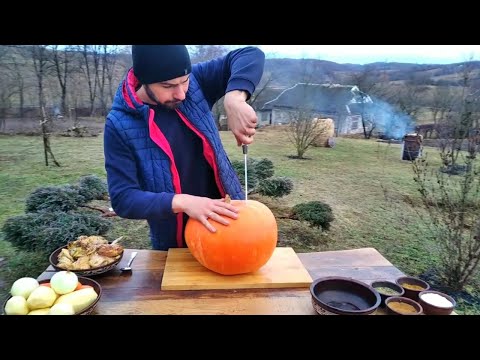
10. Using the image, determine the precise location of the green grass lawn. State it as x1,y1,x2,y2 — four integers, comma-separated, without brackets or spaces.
1,128,479,314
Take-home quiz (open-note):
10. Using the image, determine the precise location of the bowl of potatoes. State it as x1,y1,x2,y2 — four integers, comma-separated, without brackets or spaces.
3,272,102,315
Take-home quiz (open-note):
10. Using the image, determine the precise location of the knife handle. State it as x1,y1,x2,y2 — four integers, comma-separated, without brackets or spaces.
242,144,248,154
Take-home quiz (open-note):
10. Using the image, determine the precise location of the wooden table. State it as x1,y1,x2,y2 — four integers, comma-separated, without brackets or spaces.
38,247,405,315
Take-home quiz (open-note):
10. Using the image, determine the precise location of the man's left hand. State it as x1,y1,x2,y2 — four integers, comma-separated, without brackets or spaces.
224,90,257,146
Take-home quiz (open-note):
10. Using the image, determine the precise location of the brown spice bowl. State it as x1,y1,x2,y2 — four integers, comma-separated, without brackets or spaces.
310,276,381,315
418,290,456,315
371,280,405,307
385,296,423,315
395,276,430,301
2,277,102,315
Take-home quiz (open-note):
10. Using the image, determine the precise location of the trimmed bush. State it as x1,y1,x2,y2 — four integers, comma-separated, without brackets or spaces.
2,210,112,253
232,157,294,198
258,177,293,198
25,185,86,213
78,174,108,202
232,158,259,193
254,158,275,180
291,201,335,230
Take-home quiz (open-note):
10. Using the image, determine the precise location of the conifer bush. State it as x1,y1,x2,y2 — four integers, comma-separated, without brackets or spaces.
78,174,108,202
232,157,294,198
25,185,86,213
258,177,293,198
2,210,112,253
232,158,259,193
1,174,112,253
291,201,334,230
254,158,275,180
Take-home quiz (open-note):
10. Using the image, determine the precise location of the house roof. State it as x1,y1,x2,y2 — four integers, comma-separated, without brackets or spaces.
261,83,369,113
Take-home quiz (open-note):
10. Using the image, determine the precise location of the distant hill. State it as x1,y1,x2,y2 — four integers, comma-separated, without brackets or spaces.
263,58,480,89
252,58,480,118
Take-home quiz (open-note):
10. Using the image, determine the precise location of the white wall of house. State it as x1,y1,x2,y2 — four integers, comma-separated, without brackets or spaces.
272,109,292,124
256,111,272,127
343,115,365,135
270,109,325,125
257,108,366,135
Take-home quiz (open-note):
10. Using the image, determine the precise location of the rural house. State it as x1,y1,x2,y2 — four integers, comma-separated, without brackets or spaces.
256,83,374,135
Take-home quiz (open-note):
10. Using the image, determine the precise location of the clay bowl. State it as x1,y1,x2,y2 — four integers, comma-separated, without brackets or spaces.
395,276,430,301
371,280,405,307
49,243,123,277
418,290,456,315
385,296,423,315
310,276,381,315
2,276,102,315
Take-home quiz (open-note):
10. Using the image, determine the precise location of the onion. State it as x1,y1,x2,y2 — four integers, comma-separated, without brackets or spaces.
10,277,39,299
50,271,79,295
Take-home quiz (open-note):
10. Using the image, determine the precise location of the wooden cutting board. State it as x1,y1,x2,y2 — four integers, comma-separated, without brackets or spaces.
161,247,313,290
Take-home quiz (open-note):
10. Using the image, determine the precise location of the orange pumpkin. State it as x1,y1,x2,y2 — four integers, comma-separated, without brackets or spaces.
184,198,278,275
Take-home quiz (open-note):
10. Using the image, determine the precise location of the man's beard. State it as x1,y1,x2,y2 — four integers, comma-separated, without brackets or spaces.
144,85,182,110
158,100,182,110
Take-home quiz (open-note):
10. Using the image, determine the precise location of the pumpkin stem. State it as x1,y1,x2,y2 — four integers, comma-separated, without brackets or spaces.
225,194,231,204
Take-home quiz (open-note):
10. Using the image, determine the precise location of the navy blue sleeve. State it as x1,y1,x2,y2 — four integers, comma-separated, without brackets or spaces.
104,118,175,220
192,46,265,108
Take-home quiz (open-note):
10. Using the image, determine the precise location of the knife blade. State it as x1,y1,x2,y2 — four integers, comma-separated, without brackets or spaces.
242,144,248,201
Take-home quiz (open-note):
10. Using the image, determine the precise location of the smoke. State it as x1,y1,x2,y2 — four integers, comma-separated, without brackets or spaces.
370,98,415,140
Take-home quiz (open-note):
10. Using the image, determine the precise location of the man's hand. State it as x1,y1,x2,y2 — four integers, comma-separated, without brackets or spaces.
224,90,257,146
172,194,239,232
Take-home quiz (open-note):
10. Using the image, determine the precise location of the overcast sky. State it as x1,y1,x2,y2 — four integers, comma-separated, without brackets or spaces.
254,45,480,65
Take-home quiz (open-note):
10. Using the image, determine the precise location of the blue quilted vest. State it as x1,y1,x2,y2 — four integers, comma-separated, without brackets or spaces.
108,69,244,249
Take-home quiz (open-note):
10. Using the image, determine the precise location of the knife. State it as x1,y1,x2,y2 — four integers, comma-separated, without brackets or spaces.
242,144,248,201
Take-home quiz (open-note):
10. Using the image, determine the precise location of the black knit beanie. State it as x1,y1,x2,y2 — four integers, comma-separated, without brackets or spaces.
132,45,192,84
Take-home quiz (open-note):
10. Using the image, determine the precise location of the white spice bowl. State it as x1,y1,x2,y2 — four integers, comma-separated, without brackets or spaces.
418,290,456,315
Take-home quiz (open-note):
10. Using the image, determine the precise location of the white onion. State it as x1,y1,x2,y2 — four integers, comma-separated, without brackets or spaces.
50,271,79,295
10,277,39,299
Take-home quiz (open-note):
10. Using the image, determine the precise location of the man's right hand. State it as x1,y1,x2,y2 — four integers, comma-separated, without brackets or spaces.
224,90,257,146
172,194,239,232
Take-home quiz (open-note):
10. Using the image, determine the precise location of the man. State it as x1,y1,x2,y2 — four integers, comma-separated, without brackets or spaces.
104,45,265,250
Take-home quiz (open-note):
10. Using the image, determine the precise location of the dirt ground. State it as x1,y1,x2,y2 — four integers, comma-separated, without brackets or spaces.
0,117,105,136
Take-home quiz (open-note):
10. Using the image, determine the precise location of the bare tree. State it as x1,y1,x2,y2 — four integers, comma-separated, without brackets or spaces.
1,46,31,119
68,72,82,129
388,84,423,120
49,45,77,115
286,108,329,159
285,61,329,159
95,45,109,116
411,61,480,291
29,45,60,167
431,86,455,130
105,45,128,105
79,45,101,117
435,61,480,169
0,46,13,128
347,65,381,139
